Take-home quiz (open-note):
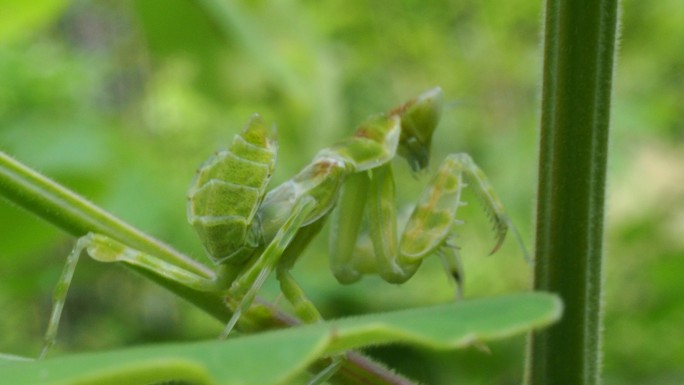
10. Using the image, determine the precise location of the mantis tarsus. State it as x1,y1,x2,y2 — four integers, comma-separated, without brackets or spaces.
37,87,523,381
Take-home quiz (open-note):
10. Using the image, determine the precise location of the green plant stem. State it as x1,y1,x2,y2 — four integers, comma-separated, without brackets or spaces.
0,151,415,385
528,0,619,384
0,152,209,275
0,151,233,319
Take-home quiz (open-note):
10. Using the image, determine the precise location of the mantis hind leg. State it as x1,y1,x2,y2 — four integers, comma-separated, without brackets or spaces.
39,233,217,359
39,236,89,359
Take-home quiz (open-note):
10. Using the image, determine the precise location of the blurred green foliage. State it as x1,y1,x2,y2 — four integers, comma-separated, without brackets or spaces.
0,0,682,384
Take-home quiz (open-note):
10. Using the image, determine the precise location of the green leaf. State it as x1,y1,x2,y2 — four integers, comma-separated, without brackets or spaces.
0,293,561,385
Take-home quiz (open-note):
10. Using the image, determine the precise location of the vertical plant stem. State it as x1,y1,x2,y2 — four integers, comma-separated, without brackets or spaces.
528,0,619,384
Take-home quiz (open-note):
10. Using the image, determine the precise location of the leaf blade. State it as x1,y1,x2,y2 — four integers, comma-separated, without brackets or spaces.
0,293,561,385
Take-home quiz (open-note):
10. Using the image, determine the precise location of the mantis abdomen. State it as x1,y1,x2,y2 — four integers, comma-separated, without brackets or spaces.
187,115,277,264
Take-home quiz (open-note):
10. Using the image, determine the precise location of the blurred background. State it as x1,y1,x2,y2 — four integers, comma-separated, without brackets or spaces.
0,1,682,384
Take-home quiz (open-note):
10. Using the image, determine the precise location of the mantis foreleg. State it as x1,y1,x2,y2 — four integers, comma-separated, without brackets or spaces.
330,153,517,295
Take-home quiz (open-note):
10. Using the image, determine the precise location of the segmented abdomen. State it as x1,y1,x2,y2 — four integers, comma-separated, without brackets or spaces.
187,114,277,264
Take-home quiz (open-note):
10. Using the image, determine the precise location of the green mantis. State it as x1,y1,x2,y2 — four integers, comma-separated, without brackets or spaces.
37,87,520,372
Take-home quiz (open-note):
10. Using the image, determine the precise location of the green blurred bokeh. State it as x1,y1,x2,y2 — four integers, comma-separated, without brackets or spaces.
0,1,682,384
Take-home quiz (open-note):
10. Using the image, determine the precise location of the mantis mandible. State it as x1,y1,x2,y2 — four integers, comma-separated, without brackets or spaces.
38,87,521,373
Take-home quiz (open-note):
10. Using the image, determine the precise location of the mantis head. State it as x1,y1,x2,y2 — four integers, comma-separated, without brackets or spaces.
390,87,443,173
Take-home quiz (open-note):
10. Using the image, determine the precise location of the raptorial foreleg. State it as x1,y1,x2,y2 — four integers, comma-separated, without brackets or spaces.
329,153,520,294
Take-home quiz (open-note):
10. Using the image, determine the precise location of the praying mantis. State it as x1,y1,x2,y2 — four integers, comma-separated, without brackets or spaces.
37,87,522,378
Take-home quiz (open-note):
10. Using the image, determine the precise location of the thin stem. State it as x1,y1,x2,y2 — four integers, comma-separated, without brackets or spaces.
0,151,209,277
0,151,232,320
527,0,619,384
